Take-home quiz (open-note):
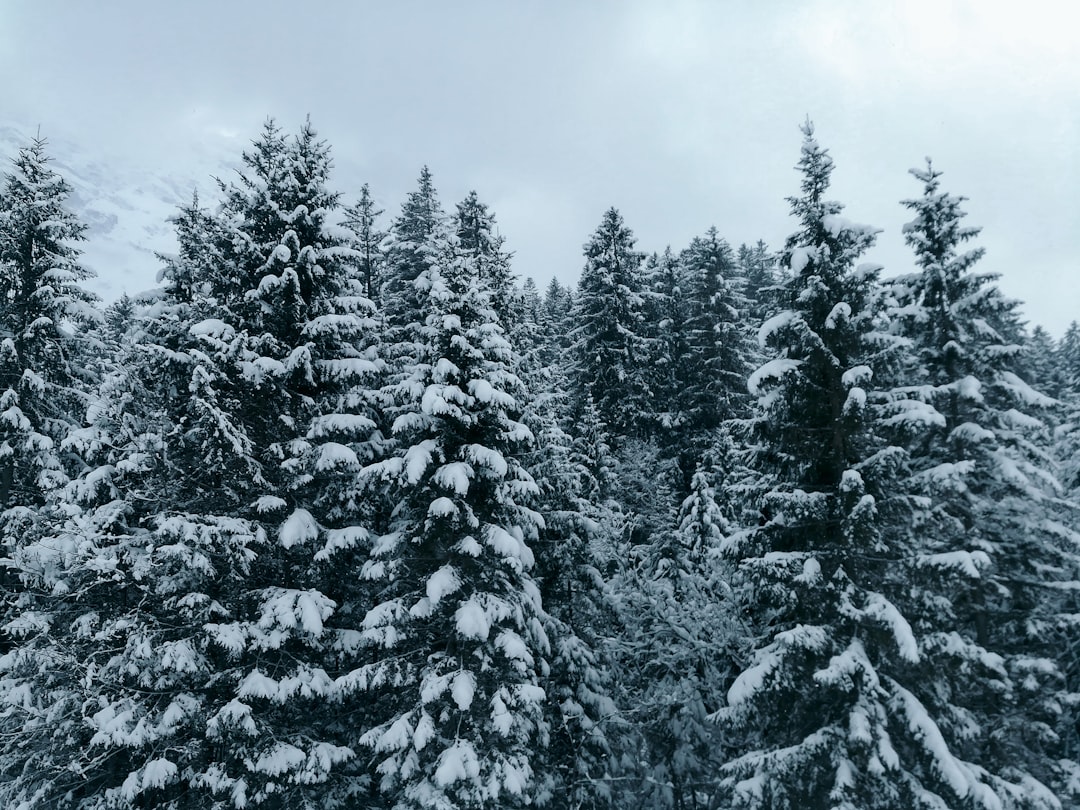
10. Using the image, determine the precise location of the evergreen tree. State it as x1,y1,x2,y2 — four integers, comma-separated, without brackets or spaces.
679,227,755,452
1024,325,1062,399
717,124,1038,809
569,208,650,439
0,136,99,511
640,247,690,441
351,229,552,808
737,239,780,325
0,120,382,809
342,182,388,306
892,159,1079,803
382,166,448,335
454,191,515,325
614,467,740,808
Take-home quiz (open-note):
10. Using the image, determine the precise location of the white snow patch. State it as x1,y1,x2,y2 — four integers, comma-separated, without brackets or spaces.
451,671,476,711
433,462,473,495
825,301,851,329
455,599,491,640
279,508,318,548
426,565,461,605
841,365,872,387
757,310,797,348
748,358,801,396
434,741,480,787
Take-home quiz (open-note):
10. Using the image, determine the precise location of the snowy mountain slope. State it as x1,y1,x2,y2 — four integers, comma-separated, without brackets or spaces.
0,124,233,302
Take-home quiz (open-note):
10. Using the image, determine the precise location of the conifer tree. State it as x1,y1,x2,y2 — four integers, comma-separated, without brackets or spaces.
892,160,1080,802
717,124,1039,809
615,467,740,808
0,120,382,809
454,191,515,325
0,135,101,805
0,136,99,511
641,247,690,441
569,208,650,439
737,239,780,325
342,182,388,306
350,225,552,808
679,227,755,453
383,166,447,335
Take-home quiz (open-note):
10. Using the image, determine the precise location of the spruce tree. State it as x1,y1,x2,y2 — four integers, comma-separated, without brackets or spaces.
0,136,99,511
342,182,388,306
350,223,552,808
454,191,514,325
717,124,1037,809
679,227,755,455
892,160,1079,803
0,120,382,809
383,166,447,335
569,208,650,439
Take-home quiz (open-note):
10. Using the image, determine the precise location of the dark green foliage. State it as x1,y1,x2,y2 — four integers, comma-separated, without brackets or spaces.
569,208,651,440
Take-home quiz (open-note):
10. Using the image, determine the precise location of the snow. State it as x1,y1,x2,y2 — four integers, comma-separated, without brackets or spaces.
315,441,360,472
433,461,473,495
189,318,234,339
464,443,509,476
308,413,376,438
428,497,459,518
403,439,436,484
760,313,803,347
451,670,475,711
468,377,516,408
998,371,1056,408
841,365,872,387
253,743,306,777
918,550,991,578
789,245,816,274
890,682,1002,810
843,386,866,413
255,495,287,514
279,508,318,548
238,669,279,701
950,422,995,444
883,399,946,430
434,741,480,787
455,599,491,640
425,564,461,605
120,758,178,800
315,526,369,561
953,375,984,403
824,301,851,329
747,357,801,396
259,588,335,637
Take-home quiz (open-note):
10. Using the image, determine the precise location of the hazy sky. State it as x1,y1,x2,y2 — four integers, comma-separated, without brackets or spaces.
3,0,1077,333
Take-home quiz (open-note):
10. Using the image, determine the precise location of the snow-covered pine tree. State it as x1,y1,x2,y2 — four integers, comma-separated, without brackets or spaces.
891,159,1080,803
716,124,1036,809
382,166,448,336
613,466,740,808
679,227,755,458
350,217,552,808
737,239,780,326
641,247,691,444
0,136,99,512
569,208,651,440
454,191,515,327
1024,325,1063,400
519,387,622,810
0,135,101,804
0,120,383,809
342,182,388,306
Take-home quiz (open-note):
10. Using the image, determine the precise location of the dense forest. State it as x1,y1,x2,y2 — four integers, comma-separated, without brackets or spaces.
0,118,1078,810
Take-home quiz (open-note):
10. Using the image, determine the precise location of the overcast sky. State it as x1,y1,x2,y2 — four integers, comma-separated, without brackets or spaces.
2,0,1077,334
